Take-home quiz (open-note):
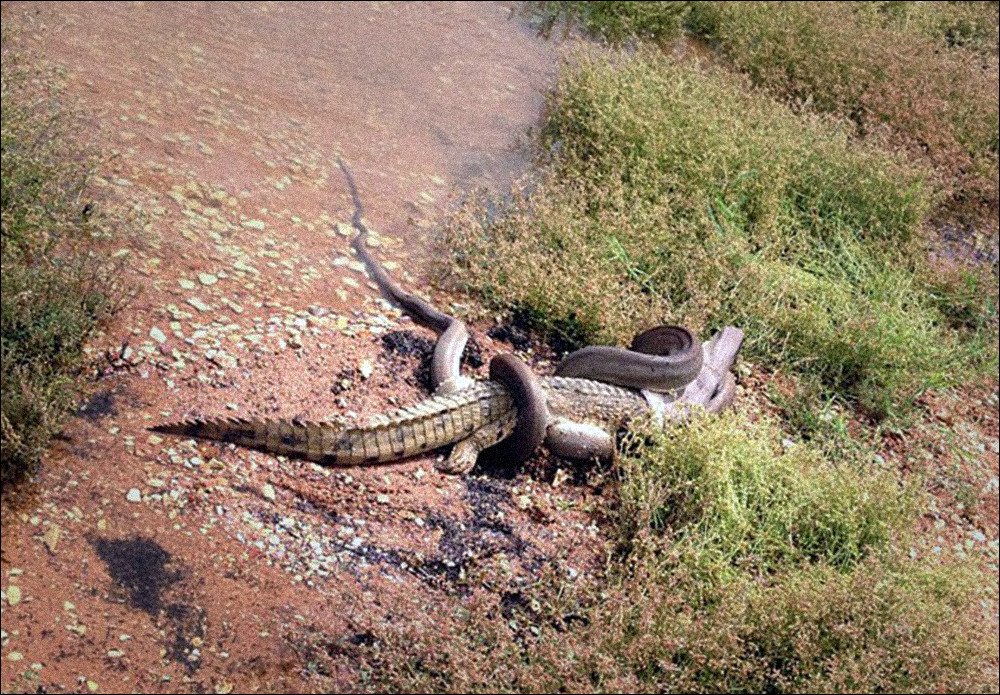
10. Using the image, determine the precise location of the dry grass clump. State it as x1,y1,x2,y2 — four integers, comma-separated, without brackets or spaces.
441,49,991,418
346,416,996,694
1,39,132,489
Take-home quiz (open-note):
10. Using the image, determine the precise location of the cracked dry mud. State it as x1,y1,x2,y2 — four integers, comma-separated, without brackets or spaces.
0,3,604,692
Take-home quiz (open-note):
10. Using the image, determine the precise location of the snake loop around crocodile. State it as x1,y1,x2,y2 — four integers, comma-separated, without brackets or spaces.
151,162,743,472
336,161,704,395
337,158,709,463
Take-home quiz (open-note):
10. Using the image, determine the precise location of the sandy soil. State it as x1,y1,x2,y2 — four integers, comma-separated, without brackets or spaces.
0,3,612,692
2,3,998,693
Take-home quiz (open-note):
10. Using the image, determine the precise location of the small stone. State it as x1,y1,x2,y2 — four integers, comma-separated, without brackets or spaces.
262,484,277,502
992,441,999,455
359,360,374,380
198,273,219,286
126,489,142,504
8,652,24,662
148,435,164,446
42,524,61,553
178,278,197,291
148,479,165,489
973,531,988,543
187,297,212,313
107,650,123,658
208,351,238,370
87,681,100,693
6,586,21,606
376,494,390,505
149,327,167,344
242,219,266,231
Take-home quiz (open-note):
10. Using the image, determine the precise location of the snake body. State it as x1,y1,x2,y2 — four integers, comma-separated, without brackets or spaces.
152,162,742,472
336,160,714,465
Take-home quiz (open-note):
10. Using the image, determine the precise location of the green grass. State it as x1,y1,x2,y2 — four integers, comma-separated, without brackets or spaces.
615,414,910,578
1,39,131,489
349,415,995,694
442,49,992,419
525,1,691,44
527,1,999,227
687,1,999,226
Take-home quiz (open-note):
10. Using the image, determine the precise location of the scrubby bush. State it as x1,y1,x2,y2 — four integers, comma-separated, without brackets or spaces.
441,50,989,417
1,40,131,488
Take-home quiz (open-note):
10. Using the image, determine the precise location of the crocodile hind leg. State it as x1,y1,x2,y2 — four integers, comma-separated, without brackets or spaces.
436,408,518,474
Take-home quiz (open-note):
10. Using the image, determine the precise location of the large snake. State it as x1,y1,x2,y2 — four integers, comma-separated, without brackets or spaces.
337,160,721,463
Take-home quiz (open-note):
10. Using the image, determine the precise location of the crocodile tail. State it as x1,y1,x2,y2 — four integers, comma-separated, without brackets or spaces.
149,417,348,463
150,381,516,466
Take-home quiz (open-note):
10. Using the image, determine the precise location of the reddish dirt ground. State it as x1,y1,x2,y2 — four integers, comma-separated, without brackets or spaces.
0,3,614,692
3,3,999,693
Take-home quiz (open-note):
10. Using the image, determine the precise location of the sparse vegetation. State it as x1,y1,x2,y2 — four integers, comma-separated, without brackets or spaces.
350,415,995,693
1,39,131,489
443,49,993,419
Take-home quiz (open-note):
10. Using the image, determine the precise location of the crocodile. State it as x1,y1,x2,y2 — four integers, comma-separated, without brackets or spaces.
152,161,743,473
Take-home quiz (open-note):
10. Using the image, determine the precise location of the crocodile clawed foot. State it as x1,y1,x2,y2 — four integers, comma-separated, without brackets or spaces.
435,408,517,475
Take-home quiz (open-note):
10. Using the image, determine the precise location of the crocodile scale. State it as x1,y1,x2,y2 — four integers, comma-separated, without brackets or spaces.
151,376,647,466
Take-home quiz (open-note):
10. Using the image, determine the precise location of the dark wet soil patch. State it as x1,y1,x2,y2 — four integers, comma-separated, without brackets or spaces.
488,323,536,354
286,475,544,595
381,329,484,391
77,390,117,420
93,537,180,615
92,537,207,672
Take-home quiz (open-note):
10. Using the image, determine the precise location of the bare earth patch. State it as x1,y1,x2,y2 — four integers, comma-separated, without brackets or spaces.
0,3,604,692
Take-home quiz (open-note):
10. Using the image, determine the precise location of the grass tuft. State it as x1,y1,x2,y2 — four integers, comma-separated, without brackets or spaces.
616,413,910,579
1,38,132,489
441,49,988,418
